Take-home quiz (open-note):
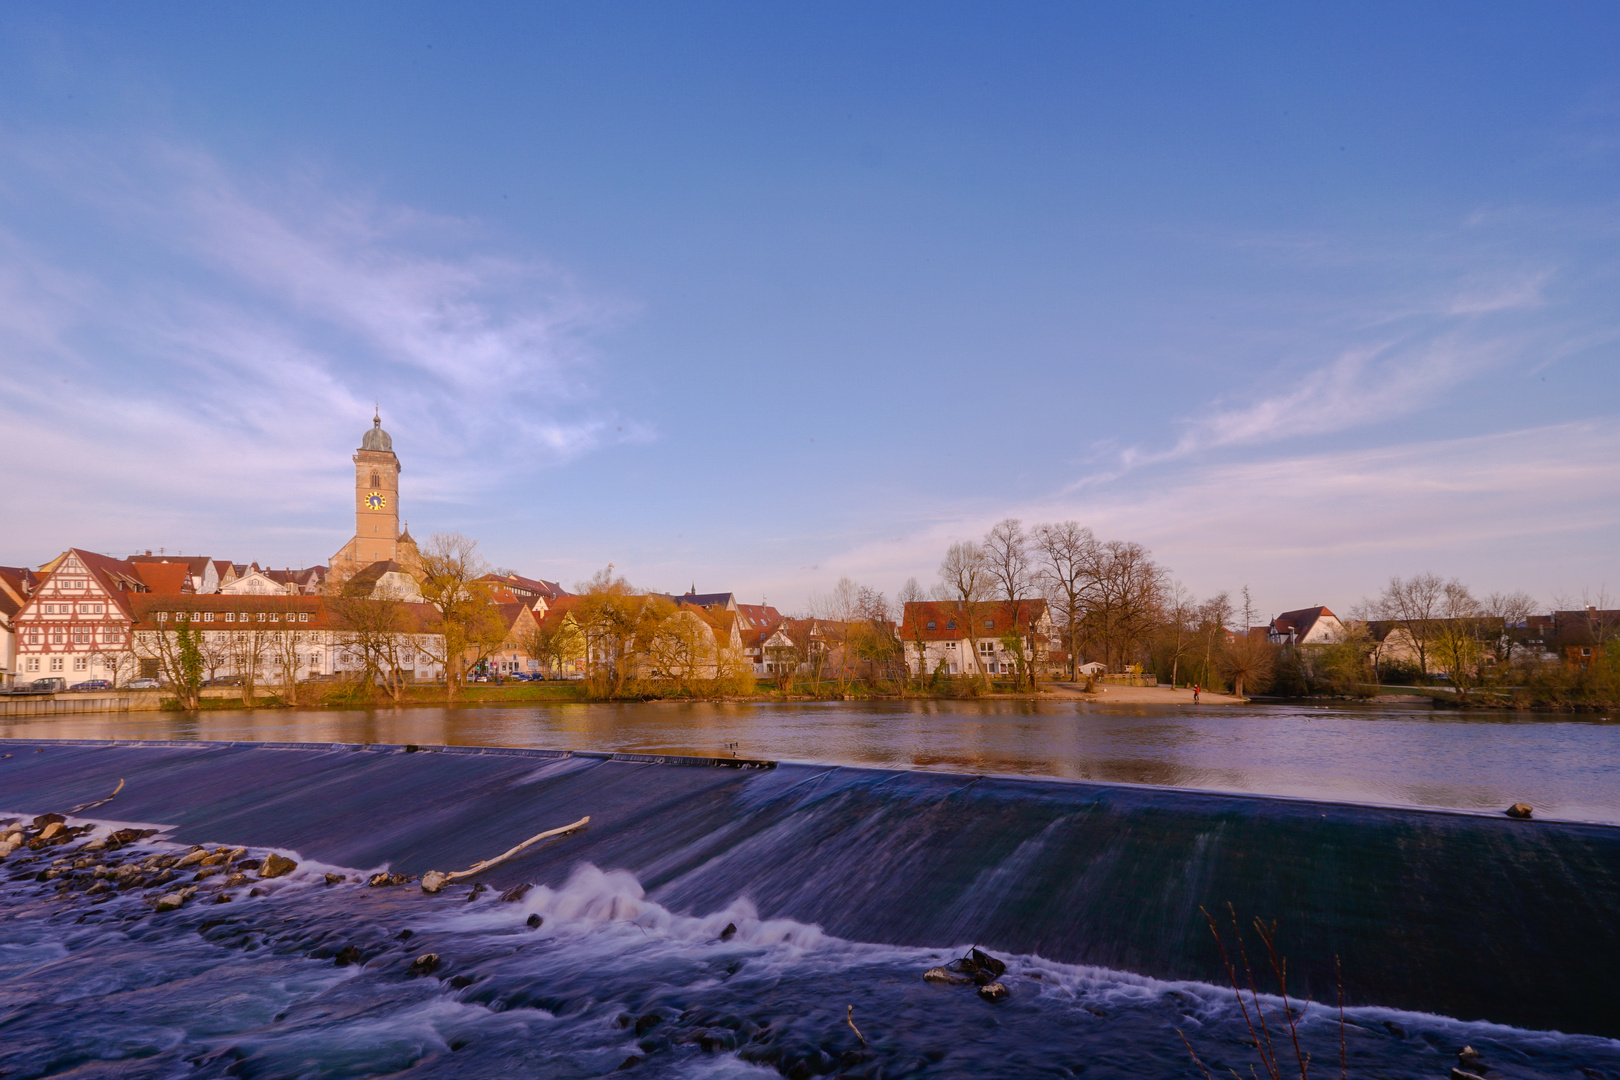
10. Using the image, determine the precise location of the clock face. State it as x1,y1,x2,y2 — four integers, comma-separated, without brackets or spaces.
366,491,386,509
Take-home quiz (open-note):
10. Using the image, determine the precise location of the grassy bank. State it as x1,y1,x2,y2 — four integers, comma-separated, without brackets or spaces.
160,676,1092,711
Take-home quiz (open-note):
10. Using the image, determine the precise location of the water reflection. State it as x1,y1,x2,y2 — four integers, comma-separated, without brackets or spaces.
3,699,1616,823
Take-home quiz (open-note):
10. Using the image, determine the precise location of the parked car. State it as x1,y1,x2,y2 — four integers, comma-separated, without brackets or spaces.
26,677,67,693
125,677,161,690
204,675,245,687
68,679,112,692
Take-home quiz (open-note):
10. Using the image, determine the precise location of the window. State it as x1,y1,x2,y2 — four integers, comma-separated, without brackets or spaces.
156,612,167,622
308,654,321,667
73,657,88,671
980,641,996,655
926,621,936,630
73,630,90,644
49,658,63,671
204,612,215,622
946,621,956,630
51,631,64,644
65,579,84,590
985,619,994,629
257,613,266,622
25,659,38,672
268,613,279,622
225,613,235,622
370,469,380,487
101,630,120,644
299,612,309,622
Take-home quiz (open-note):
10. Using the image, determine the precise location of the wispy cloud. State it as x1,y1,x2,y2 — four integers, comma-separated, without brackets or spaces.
0,133,637,562
801,421,1620,617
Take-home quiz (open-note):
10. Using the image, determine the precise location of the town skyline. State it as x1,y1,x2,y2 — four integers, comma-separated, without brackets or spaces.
2,6,1617,618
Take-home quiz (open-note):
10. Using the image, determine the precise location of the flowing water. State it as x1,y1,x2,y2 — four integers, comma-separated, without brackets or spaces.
3,824,1617,1080
1,702,1617,1078
5,698,1618,822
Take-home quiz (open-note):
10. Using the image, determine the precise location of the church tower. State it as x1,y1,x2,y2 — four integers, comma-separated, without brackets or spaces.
353,410,400,563
330,410,418,586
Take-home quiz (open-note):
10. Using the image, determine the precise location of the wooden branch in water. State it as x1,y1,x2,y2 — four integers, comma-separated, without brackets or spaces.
420,815,590,893
68,779,124,814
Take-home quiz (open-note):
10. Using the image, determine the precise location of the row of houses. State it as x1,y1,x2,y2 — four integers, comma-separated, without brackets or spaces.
1,542,1078,690
1262,604,1620,672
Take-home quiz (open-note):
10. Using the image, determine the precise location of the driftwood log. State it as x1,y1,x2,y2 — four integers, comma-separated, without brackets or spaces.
419,815,590,893
68,779,125,814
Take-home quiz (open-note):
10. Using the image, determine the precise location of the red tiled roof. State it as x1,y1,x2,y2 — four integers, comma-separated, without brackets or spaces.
131,562,192,596
899,600,1049,641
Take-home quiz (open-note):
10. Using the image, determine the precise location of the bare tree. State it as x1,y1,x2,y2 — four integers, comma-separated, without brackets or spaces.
572,565,653,698
1429,580,1487,700
1160,582,1198,689
1083,540,1168,672
1218,587,1272,699
1483,590,1538,665
983,519,1039,688
938,541,994,686
132,609,205,709
1376,573,1445,677
331,596,413,701
1196,591,1233,690
522,614,585,678
1032,521,1096,680
897,576,929,684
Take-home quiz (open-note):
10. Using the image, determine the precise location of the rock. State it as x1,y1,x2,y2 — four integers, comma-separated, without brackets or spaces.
0,842,17,858
194,867,220,881
720,922,737,941
249,887,266,897
618,1056,644,1070
85,881,111,896
324,873,347,886
396,929,414,940
526,913,543,928
33,813,65,829
236,859,261,870
420,870,450,894
211,893,232,904
199,852,230,867
153,888,196,912
259,854,297,879
1458,1046,1483,1065
499,882,532,903
977,981,1009,1002
224,873,249,888
923,966,972,985
368,872,412,887
177,849,210,868
1506,803,1533,819
38,822,66,841
83,838,107,852
407,953,441,977
149,869,175,886
465,883,487,902
334,945,362,966
634,1014,663,1036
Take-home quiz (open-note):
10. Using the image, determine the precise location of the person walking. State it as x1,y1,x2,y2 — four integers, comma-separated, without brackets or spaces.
1193,683,1201,704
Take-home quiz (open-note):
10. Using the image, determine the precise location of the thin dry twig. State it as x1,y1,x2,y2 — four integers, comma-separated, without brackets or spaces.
846,1005,866,1047
67,778,124,814
1336,955,1346,1080
1176,1028,1213,1080
1229,905,1283,1080
1252,919,1308,1079
420,815,590,892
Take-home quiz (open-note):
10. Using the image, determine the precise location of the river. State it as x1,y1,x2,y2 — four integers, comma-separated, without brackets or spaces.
4,697,1617,823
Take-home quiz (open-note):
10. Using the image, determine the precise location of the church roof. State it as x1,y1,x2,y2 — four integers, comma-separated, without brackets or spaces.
361,410,393,453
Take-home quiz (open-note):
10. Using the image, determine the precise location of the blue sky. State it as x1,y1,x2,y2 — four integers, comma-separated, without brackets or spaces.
2,3,1617,617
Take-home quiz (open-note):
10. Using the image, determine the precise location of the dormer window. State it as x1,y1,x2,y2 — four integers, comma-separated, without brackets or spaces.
926,621,936,630
985,619,994,629
946,621,956,630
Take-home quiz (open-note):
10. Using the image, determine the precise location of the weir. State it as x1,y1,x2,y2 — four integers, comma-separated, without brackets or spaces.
4,738,1616,1038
